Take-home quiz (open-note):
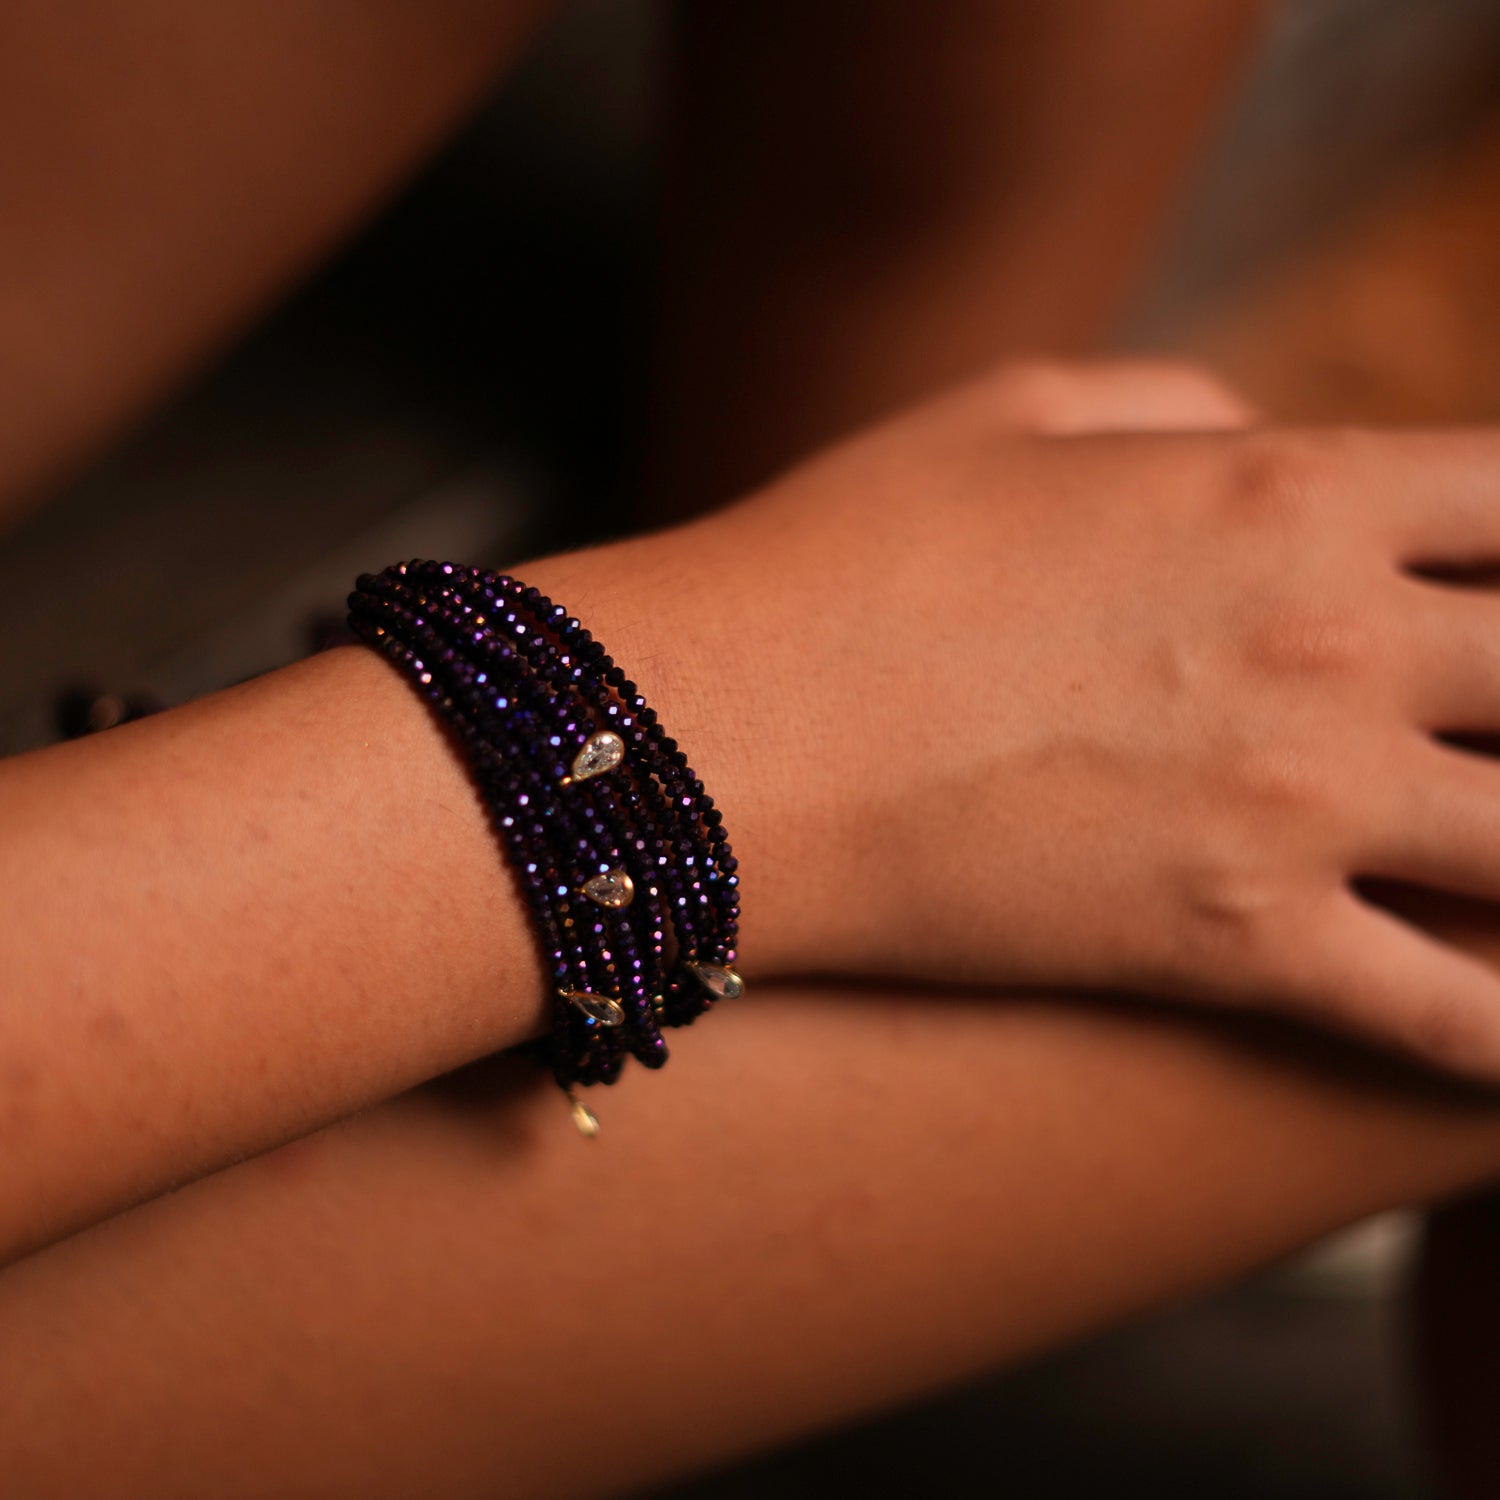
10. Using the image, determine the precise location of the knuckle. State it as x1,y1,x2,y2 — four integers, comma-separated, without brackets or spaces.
1225,736,1339,816
1243,599,1374,680
1172,849,1291,976
1220,430,1348,531
1187,880,1275,952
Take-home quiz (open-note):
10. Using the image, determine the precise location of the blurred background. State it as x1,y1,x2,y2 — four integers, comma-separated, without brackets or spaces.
3,0,1500,1494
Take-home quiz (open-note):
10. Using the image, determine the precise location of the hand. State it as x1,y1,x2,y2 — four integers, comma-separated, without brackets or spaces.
527,360,1500,1079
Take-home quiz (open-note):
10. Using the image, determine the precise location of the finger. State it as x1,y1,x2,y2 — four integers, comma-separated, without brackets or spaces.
1349,428,1500,562
1363,738,1500,910
1281,891,1500,1081
1402,582,1500,730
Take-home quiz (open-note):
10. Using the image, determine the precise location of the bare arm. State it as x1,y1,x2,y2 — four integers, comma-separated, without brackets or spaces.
2,982,1498,1498
0,646,548,1259
0,0,553,522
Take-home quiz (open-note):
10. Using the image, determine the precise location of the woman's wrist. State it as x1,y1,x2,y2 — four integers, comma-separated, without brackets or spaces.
516,519,833,983
349,561,745,1107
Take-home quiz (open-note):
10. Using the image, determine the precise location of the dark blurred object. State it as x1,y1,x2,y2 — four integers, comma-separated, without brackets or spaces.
54,685,165,739
655,1247,1427,1500
306,614,358,656
1413,1194,1500,1500
0,1,658,759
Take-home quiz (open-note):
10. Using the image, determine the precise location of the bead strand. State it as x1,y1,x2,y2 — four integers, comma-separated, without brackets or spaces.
347,562,744,1111
348,584,645,1079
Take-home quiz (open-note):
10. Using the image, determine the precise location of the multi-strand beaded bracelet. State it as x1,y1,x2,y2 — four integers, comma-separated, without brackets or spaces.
347,561,743,1137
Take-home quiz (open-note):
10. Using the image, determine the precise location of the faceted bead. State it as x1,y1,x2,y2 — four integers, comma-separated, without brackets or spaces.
686,961,744,1000
582,868,635,910
563,990,625,1026
570,731,625,782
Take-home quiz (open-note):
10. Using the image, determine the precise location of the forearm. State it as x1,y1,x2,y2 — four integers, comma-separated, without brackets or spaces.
0,646,546,1260
3,984,1498,1499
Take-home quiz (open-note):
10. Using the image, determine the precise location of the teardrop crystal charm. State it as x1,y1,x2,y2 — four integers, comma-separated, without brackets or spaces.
685,961,744,1000
569,1093,601,1139
563,990,625,1026
570,731,625,783
582,868,634,910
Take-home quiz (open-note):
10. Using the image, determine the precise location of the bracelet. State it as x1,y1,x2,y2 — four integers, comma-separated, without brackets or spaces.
347,561,743,1136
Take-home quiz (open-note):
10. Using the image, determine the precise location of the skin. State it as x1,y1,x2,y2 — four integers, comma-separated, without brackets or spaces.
0,359,1256,1264
0,0,1270,533
629,378,1500,1072
647,7,1500,1479
3,373,1500,1500
0,0,551,524
2,986,1500,1499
